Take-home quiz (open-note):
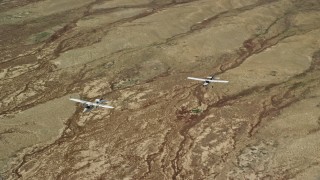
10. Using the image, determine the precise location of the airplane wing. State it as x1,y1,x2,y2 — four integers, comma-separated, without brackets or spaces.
91,103,114,109
69,98,89,104
187,77,207,82
207,79,229,83
98,104,114,109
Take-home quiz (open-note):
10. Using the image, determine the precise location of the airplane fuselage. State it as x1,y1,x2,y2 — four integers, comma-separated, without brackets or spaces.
69,98,114,113
83,104,93,112
82,99,105,112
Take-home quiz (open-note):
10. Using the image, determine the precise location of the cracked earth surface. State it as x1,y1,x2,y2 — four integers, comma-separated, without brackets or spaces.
0,0,320,179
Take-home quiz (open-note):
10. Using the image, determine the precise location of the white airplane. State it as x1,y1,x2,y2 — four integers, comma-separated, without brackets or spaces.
188,76,229,86
69,98,114,112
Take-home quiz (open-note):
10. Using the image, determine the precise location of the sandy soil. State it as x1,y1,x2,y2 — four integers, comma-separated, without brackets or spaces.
0,0,320,179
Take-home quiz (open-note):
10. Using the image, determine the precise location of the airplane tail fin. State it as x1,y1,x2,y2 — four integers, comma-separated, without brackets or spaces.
203,82,209,86
96,98,108,104
207,76,220,80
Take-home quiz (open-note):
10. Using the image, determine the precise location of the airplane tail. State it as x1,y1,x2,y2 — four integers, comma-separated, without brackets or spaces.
207,76,220,80
95,98,108,104
203,82,209,86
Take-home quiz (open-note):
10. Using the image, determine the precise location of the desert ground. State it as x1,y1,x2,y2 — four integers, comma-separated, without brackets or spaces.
0,0,320,179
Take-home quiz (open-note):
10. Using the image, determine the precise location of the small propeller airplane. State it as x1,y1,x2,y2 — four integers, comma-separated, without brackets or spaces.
188,76,229,86
69,98,114,112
